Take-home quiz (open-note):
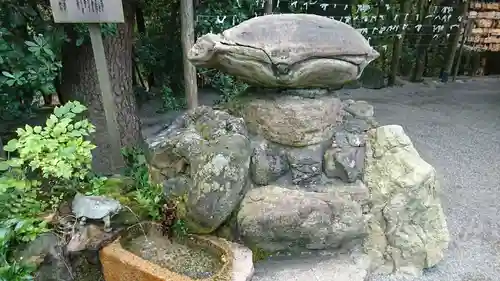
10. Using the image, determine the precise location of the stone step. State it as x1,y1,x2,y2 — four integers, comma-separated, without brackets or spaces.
251,251,371,281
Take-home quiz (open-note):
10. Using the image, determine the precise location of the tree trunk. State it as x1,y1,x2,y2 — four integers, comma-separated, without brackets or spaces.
136,6,155,89
0,136,5,159
441,0,468,82
388,0,411,86
136,7,146,34
411,0,436,82
60,1,142,175
54,74,64,105
453,19,472,80
264,0,273,14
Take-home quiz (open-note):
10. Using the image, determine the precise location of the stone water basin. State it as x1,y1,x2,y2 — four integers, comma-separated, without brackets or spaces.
100,223,233,281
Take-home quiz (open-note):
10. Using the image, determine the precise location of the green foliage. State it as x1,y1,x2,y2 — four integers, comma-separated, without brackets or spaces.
135,0,184,90
159,85,185,112
0,219,48,281
0,29,62,120
0,0,65,120
2,101,96,181
73,23,118,47
122,147,164,220
0,174,46,220
0,173,51,281
210,73,248,104
0,100,97,219
0,1,116,121
0,100,99,281
172,219,188,238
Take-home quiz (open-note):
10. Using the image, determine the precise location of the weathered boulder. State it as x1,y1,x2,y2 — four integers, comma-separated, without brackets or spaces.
239,94,342,147
16,233,74,281
342,100,375,119
230,242,255,281
188,14,379,88
250,139,289,186
237,183,371,252
363,125,450,276
147,106,252,233
286,144,325,186
323,100,375,183
323,146,365,183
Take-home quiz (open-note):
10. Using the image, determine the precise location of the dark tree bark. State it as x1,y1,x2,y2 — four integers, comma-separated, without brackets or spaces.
388,0,411,86
264,0,273,14
441,0,469,82
0,136,5,159
136,7,146,34
60,1,142,175
411,0,437,82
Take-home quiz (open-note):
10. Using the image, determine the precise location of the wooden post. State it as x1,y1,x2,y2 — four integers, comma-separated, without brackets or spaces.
181,0,198,109
49,0,126,173
264,0,273,14
88,24,125,172
453,19,472,81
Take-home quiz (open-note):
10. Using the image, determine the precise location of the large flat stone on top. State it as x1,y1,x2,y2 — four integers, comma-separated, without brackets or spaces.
252,251,371,281
240,95,342,147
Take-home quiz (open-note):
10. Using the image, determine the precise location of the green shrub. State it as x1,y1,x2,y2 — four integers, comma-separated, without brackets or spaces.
0,101,97,280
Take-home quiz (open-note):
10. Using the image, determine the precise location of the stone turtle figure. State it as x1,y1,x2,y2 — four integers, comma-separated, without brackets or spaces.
71,193,122,232
188,13,379,88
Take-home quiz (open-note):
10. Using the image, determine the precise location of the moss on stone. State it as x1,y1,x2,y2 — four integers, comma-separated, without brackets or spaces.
247,243,273,262
169,192,212,234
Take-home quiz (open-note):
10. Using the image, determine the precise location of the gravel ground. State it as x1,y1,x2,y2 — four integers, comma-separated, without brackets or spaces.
251,77,500,281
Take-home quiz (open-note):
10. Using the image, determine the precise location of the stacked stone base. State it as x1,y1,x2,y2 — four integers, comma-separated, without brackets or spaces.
146,89,450,278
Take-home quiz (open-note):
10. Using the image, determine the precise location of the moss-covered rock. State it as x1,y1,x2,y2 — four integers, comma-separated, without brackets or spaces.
146,106,252,234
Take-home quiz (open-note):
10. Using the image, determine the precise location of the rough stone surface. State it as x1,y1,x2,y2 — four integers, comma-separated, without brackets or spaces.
16,233,74,281
237,185,370,252
230,242,255,281
66,224,122,253
188,14,379,88
252,249,371,281
279,89,330,98
286,144,325,186
146,106,252,233
323,146,365,183
250,139,289,186
141,87,451,280
139,77,500,281
240,94,342,147
323,100,374,183
343,100,375,119
363,125,450,277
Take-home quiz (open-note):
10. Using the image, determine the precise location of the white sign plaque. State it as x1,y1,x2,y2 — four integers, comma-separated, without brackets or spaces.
50,0,125,23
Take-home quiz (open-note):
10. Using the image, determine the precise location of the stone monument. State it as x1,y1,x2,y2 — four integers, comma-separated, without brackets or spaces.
146,13,450,279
